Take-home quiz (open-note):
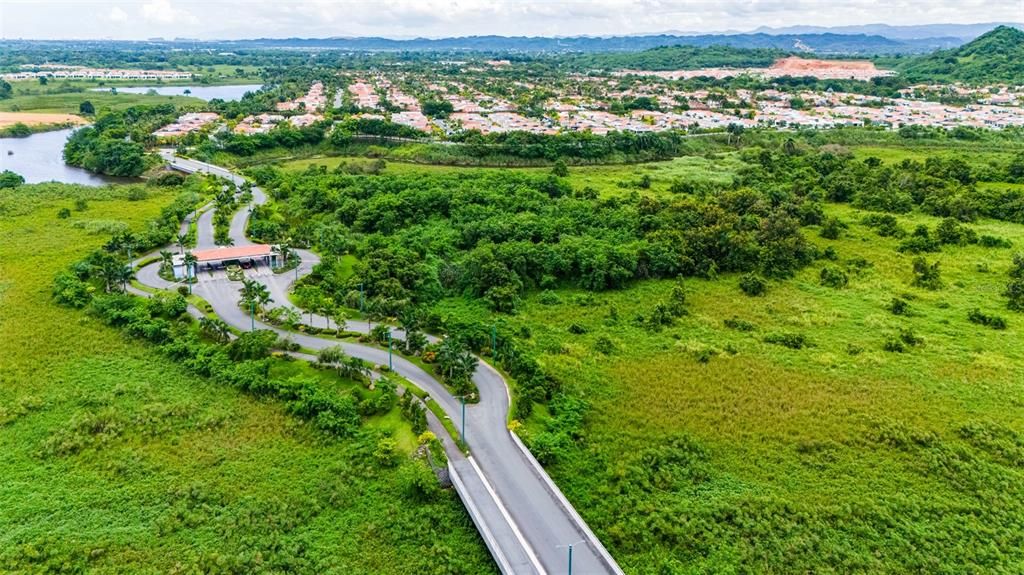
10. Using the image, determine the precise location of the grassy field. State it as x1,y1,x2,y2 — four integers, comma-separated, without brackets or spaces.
0,183,493,574
429,160,1024,572
0,90,205,115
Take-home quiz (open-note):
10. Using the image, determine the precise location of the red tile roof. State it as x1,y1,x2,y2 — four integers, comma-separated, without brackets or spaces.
192,244,272,262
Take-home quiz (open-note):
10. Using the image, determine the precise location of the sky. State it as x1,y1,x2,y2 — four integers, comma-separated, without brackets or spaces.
1,0,1022,40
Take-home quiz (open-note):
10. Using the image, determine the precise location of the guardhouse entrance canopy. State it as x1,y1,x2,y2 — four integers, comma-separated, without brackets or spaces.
191,245,272,263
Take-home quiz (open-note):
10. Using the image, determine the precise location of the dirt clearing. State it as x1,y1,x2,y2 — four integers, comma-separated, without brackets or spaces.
0,112,86,128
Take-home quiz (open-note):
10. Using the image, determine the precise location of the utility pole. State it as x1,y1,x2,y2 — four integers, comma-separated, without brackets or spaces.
358,283,364,314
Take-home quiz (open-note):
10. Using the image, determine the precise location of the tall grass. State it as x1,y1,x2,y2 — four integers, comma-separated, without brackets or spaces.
433,184,1024,573
0,183,493,574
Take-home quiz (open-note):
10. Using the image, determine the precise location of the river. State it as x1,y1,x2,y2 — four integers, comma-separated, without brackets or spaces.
0,128,130,186
90,84,263,101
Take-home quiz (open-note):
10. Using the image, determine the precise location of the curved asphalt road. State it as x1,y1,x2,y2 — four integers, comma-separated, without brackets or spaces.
143,151,624,575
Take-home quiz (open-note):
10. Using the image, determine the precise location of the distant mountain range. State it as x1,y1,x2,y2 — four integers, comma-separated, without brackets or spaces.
7,21,1020,58
747,22,1022,41
220,30,987,55
196,22,1021,56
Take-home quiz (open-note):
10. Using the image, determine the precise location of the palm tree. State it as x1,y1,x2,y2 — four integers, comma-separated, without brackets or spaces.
339,355,370,382
239,279,272,313
256,287,273,312
436,338,467,381
159,250,173,274
398,306,422,333
114,264,133,293
200,317,231,343
182,252,198,279
96,258,123,293
239,278,260,308
176,233,188,254
273,241,293,270
436,337,479,387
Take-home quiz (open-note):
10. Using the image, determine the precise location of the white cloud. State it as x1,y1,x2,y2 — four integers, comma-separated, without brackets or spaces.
108,6,129,23
0,0,1021,40
140,0,196,25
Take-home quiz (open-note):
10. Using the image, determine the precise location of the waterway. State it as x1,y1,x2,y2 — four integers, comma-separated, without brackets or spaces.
0,128,129,186
90,84,263,101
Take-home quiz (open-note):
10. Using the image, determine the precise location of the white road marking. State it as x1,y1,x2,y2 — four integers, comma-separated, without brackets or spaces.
468,456,547,575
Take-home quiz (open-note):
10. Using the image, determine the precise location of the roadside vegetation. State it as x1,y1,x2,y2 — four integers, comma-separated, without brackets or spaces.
0,178,494,574
245,136,1024,573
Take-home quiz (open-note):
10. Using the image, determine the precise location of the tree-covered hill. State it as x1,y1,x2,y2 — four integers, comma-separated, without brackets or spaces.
568,44,785,71
900,25,1024,83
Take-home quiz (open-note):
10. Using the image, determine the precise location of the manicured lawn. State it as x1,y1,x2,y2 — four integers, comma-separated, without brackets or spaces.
0,183,493,574
0,90,204,115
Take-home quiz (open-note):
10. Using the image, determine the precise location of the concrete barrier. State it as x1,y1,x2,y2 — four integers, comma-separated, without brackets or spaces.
509,431,625,575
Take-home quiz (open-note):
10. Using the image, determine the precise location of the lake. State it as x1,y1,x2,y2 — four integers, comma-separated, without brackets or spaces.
90,84,263,101
0,128,129,186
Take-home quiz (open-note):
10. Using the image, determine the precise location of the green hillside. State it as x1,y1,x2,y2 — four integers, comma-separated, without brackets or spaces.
570,45,785,71
900,25,1024,83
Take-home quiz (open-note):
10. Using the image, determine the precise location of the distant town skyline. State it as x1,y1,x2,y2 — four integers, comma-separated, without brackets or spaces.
1,0,1022,41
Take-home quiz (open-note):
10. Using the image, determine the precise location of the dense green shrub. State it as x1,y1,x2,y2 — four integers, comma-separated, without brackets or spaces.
889,297,910,316
739,273,767,296
819,265,849,288
1005,254,1024,311
911,257,944,290
723,317,755,331
0,169,25,189
935,218,978,246
819,216,846,240
898,225,941,254
862,214,906,238
763,332,810,349
594,335,615,354
979,235,1013,249
967,308,1007,330
568,323,588,335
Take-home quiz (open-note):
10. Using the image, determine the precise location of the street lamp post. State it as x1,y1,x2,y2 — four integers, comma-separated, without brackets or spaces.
460,395,467,445
557,540,585,575
387,331,393,370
